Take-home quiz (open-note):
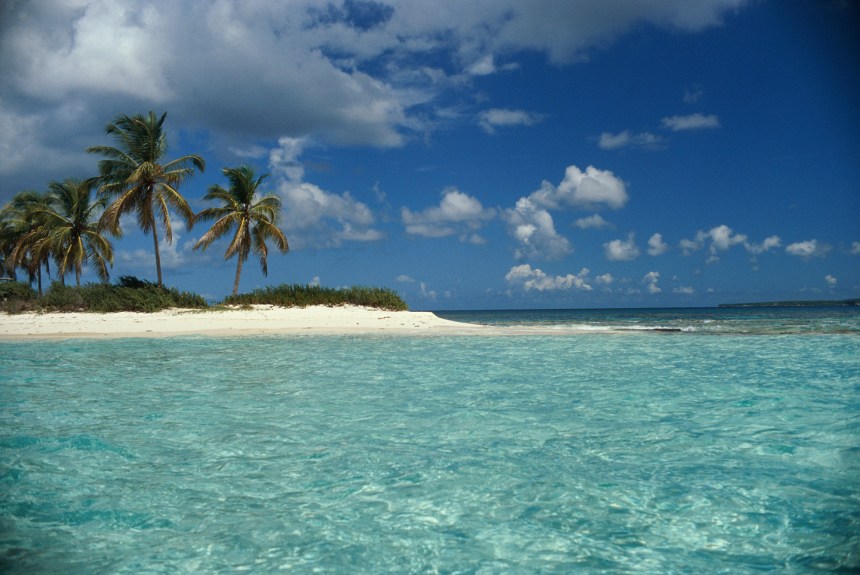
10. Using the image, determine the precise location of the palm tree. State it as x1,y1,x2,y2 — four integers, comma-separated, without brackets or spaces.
193,166,289,295
87,111,204,288
0,209,19,280
3,191,55,294
37,179,114,286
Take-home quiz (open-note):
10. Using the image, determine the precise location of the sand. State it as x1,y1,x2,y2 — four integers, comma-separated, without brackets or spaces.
0,305,497,340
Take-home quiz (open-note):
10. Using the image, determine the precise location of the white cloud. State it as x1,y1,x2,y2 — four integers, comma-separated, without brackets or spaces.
396,275,416,283
647,232,669,256
642,271,661,294
419,282,437,300
745,235,781,255
786,239,831,259
673,286,695,294
681,224,748,260
530,165,628,211
598,130,663,150
467,54,497,76
575,214,612,230
505,264,592,292
851,241,860,255
604,233,640,261
825,274,837,286
478,108,544,133
269,136,308,182
504,197,572,260
0,0,749,202
402,187,496,241
661,113,721,131
679,238,701,256
267,138,383,248
595,273,613,285
278,180,382,248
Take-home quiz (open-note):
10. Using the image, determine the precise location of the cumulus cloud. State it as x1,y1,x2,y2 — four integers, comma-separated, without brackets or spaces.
574,214,612,230
595,273,614,285
661,113,721,131
530,165,628,211
505,264,593,292
647,232,669,256
504,197,573,260
478,108,545,133
604,233,640,261
824,274,837,286
642,271,661,294
682,226,783,262
598,130,663,150
851,241,860,255
745,235,781,255
786,239,831,259
402,187,496,242
0,0,747,201
270,138,383,248
673,286,695,294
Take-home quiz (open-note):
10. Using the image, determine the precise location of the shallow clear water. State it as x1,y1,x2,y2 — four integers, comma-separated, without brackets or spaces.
1,310,859,573
436,306,860,335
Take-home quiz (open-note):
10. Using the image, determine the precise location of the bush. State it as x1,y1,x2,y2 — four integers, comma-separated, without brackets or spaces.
0,280,38,313
223,283,408,311
2,276,208,313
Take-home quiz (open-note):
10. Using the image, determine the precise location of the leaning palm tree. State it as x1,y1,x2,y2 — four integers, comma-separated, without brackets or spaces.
193,166,289,295
4,191,55,294
87,111,204,288
36,178,114,286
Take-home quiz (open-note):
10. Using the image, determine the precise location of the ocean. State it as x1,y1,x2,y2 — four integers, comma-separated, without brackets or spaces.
1,307,858,573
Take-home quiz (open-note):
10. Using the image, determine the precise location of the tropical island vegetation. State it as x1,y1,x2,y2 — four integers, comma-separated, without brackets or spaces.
718,299,860,308
0,110,407,313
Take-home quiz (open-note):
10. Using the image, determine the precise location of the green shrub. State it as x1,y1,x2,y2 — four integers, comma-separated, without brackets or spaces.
0,280,38,313
32,277,208,313
223,283,408,311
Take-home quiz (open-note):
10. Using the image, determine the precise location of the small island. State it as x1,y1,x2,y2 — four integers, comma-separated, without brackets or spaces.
719,299,860,308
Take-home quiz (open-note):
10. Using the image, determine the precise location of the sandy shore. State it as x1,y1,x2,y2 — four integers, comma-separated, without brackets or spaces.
0,305,498,340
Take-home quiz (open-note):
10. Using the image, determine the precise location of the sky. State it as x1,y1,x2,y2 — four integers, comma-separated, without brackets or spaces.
1,0,858,310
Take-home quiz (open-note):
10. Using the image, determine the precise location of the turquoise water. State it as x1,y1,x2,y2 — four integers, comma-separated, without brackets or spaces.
1,308,859,573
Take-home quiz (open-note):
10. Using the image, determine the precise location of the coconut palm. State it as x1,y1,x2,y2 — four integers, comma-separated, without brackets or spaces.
35,179,114,286
3,191,55,294
193,166,289,295
87,111,204,288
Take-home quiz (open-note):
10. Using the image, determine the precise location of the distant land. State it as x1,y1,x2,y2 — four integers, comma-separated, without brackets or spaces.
719,299,860,308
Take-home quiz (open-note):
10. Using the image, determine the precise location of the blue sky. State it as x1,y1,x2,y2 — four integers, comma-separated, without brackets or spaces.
1,0,858,309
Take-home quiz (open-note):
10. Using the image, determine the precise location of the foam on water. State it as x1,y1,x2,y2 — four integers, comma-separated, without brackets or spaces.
1,321,858,573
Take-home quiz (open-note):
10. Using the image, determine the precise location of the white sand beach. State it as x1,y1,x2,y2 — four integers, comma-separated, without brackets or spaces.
0,305,496,339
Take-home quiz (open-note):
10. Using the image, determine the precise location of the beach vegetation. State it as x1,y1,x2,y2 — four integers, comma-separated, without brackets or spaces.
0,281,38,313
223,283,408,311
0,276,206,313
88,111,205,289
193,165,289,296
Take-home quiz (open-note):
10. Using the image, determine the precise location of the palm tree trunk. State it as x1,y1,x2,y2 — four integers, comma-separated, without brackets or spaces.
152,222,163,289
76,263,82,287
37,266,42,296
232,256,244,296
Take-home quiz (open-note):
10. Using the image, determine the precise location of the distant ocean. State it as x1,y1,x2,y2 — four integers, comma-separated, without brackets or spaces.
2,307,858,573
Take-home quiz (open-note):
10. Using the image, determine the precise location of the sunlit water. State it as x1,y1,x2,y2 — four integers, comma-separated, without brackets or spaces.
1,308,858,573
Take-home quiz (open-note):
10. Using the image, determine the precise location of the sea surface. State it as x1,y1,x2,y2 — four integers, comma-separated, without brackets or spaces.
1,307,858,573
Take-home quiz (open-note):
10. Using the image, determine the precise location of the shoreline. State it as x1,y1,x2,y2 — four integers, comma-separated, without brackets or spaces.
0,305,504,340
